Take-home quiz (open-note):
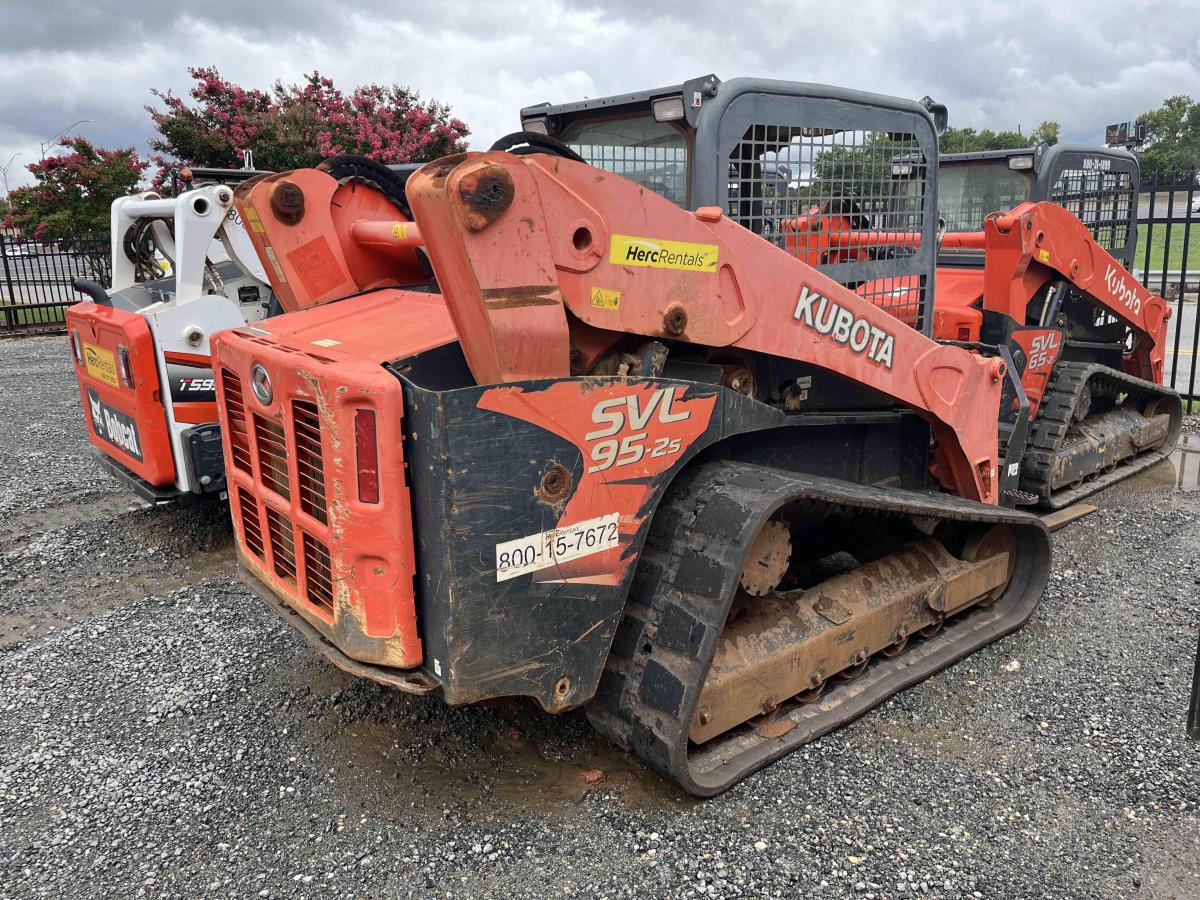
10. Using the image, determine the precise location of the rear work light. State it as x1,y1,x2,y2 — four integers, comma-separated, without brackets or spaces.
1008,155,1034,170
70,331,83,364
354,409,380,504
652,95,686,122
116,345,134,387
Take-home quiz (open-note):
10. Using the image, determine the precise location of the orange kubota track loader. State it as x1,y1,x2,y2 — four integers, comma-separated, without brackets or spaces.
212,78,1052,795
784,145,1182,509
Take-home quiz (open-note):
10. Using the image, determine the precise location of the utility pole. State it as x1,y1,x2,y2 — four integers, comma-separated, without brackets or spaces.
0,153,21,197
39,120,91,159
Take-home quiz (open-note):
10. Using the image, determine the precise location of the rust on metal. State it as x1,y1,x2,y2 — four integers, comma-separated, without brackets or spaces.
480,285,562,310
538,464,573,503
662,303,688,336
270,179,306,226
458,163,516,231
722,366,756,397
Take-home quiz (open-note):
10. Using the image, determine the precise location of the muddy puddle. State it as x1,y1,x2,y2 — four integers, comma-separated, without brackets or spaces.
332,718,691,814
1134,434,1200,492
289,664,693,817
0,492,149,544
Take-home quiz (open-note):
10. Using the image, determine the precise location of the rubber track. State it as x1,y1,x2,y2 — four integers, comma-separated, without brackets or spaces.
586,460,1051,797
1019,361,1183,510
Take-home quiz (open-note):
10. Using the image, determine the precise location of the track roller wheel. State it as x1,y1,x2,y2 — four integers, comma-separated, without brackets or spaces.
961,525,1018,607
918,617,944,639
796,680,826,703
585,461,1051,796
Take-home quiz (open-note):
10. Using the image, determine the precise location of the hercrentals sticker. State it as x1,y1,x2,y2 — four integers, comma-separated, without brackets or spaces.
793,285,895,369
610,234,718,272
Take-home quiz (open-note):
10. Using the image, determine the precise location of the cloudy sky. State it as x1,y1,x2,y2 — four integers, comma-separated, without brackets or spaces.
1,0,1198,189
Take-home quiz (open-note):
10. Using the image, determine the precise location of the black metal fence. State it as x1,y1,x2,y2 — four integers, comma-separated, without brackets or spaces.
1137,170,1200,399
1,175,1199,402
0,233,109,334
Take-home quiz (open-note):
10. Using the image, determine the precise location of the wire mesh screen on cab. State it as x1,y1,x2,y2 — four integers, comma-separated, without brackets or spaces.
565,119,688,206
726,124,931,331
1048,168,1135,256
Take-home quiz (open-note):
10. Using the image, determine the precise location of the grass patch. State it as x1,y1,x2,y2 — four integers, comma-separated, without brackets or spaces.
1136,222,1200,272
0,303,67,328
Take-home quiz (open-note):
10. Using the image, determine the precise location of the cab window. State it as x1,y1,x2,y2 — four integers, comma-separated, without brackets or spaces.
562,117,689,206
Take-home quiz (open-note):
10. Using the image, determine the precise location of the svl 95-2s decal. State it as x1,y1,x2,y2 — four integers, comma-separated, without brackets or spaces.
478,380,718,585
585,386,690,473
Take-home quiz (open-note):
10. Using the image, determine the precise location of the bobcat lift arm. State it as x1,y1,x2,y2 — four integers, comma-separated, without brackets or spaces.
110,186,269,305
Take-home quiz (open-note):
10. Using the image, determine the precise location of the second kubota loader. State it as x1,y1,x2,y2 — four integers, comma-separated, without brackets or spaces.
793,143,1182,508
211,77,1055,795
931,145,1181,509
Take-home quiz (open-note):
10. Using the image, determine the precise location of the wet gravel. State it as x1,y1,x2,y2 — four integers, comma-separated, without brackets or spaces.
1,334,1198,899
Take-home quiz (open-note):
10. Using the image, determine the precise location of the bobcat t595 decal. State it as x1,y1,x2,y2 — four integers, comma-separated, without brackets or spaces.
478,380,717,585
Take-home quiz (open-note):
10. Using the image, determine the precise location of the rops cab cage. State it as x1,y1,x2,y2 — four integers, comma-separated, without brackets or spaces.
521,75,946,336
936,144,1139,268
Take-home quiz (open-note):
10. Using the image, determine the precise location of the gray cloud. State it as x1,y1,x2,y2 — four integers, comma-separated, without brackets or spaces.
1,0,1197,189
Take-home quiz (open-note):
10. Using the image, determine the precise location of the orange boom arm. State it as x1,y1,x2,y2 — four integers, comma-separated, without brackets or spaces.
405,152,1009,503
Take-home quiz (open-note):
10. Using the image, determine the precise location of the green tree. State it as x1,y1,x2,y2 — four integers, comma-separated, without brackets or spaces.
1030,121,1061,145
1137,95,1200,175
5,137,146,240
941,121,1059,153
147,67,470,186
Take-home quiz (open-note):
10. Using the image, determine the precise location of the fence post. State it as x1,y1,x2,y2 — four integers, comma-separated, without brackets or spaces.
0,234,15,307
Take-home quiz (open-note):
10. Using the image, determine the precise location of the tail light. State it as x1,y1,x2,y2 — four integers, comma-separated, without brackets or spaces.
116,345,134,387
957,327,971,342
70,331,83,364
355,409,379,504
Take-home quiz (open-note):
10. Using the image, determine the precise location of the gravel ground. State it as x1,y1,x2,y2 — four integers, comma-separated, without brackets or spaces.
1,334,1198,899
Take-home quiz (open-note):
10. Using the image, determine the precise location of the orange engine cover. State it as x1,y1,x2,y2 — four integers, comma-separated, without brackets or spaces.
66,302,176,486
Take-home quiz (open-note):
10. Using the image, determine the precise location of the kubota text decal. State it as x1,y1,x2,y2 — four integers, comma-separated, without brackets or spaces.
793,285,895,369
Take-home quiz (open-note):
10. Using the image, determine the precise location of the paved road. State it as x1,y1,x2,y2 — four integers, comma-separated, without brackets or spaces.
1164,300,1200,392
1138,190,1198,220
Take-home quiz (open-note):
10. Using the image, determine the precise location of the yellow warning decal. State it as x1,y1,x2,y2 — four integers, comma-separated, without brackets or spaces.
391,222,409,240
590,287,621,310
83,344,120,389
243,205,266,234
610,234,718,272
1037,248,1051,263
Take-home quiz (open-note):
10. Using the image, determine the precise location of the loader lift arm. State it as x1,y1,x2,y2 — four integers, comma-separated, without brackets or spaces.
979,200,1170,383
404,151,1010,504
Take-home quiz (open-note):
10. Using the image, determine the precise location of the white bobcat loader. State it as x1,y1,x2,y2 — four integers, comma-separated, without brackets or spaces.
66,168,276,502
